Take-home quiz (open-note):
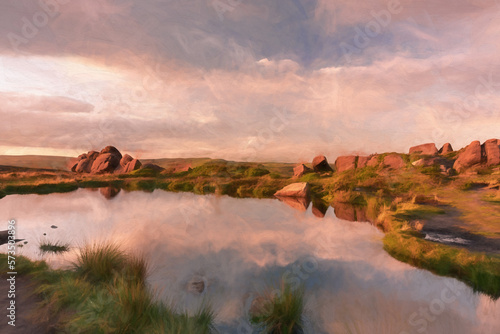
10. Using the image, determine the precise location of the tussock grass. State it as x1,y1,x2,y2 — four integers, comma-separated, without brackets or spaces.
39,240,70,254
250,282,305,334
1,244,215,333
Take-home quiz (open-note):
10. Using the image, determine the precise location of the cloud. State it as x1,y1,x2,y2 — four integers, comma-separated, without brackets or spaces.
0,0,499,161
0,92,94,113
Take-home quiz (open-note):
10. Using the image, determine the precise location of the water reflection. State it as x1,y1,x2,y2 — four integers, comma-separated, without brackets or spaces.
275,195,310,211
331,202,373,224
99,187,121,200
0,189,498,333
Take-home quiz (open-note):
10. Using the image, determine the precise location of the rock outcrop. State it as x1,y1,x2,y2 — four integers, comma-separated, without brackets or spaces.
312,155,334,172
293,164,313,178
453,141,483,172
367,155,380,167
357,156,372,169
274,182,310,198
483,139,500,166
409,143,438,155
452,139,500,172
71,146,142,174
439,143,453,155
383,154,405,169
335,156,357,172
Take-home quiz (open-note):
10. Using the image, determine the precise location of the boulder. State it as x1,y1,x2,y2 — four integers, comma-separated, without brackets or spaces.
453,141,482,172
483,139,500,166
357,156,371,169
383,154,405,169
367,155,379,167
312,155,334,172
439,143,453,155
100,146,122,159
409,143,438,155
293,164,313,178
412,157,440,167
75,151,99,173
91,153,121,174
274,182,310,198
124,159,142,173
335,156,357,172
120,154,134,167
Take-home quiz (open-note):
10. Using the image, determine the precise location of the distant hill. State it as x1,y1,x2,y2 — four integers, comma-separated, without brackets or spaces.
0,155,295,175
0,155,72,171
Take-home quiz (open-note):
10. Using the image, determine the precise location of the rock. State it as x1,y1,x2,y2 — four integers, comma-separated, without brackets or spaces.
409,143,438,155
439,143,453,155
367,155,379,167
335,156,357,172
187,276,206,294
293,164,313,178
453,141,482,172
124,159,142,173
100,146,122,159
483,138,500,166
91,153,121,174
357,156,371,169
75,151,99,173
276,196,311,211
413,195,439,205
120,154,134,167
412,157,439,167
274,182,310,198
383,154,405,169
312,155,333,172
141,163,164,172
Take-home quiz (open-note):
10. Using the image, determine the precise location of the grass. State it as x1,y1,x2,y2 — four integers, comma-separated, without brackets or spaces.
0,243,215,333
250,282,305,334
381,203,500,299
39,240,70,254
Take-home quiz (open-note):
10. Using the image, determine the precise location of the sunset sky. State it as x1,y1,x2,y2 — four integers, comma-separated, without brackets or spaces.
1,0,499,162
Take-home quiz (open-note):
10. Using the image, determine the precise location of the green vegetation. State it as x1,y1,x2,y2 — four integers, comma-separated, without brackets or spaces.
381,203,500,299
2,157,500,300
39,240,70,254
0,244,215,333
250,283,305,334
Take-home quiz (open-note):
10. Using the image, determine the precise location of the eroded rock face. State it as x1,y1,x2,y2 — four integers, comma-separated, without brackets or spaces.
383,154,405,169
357,156,371,169
312,155,334,172
409,143,438,155
293,164,313,178
120,154,134,167
367,155,380,167
274,182,310,198
91,153,121,174
453,141,482,172
439,143,453,155
124,159,142,173
335,156,357,172
483,139,500,166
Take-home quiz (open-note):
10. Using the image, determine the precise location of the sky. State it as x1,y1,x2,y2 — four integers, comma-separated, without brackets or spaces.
0,0,499,162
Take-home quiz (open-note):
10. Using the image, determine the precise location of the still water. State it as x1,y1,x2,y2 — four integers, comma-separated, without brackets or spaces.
1,188,498,333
